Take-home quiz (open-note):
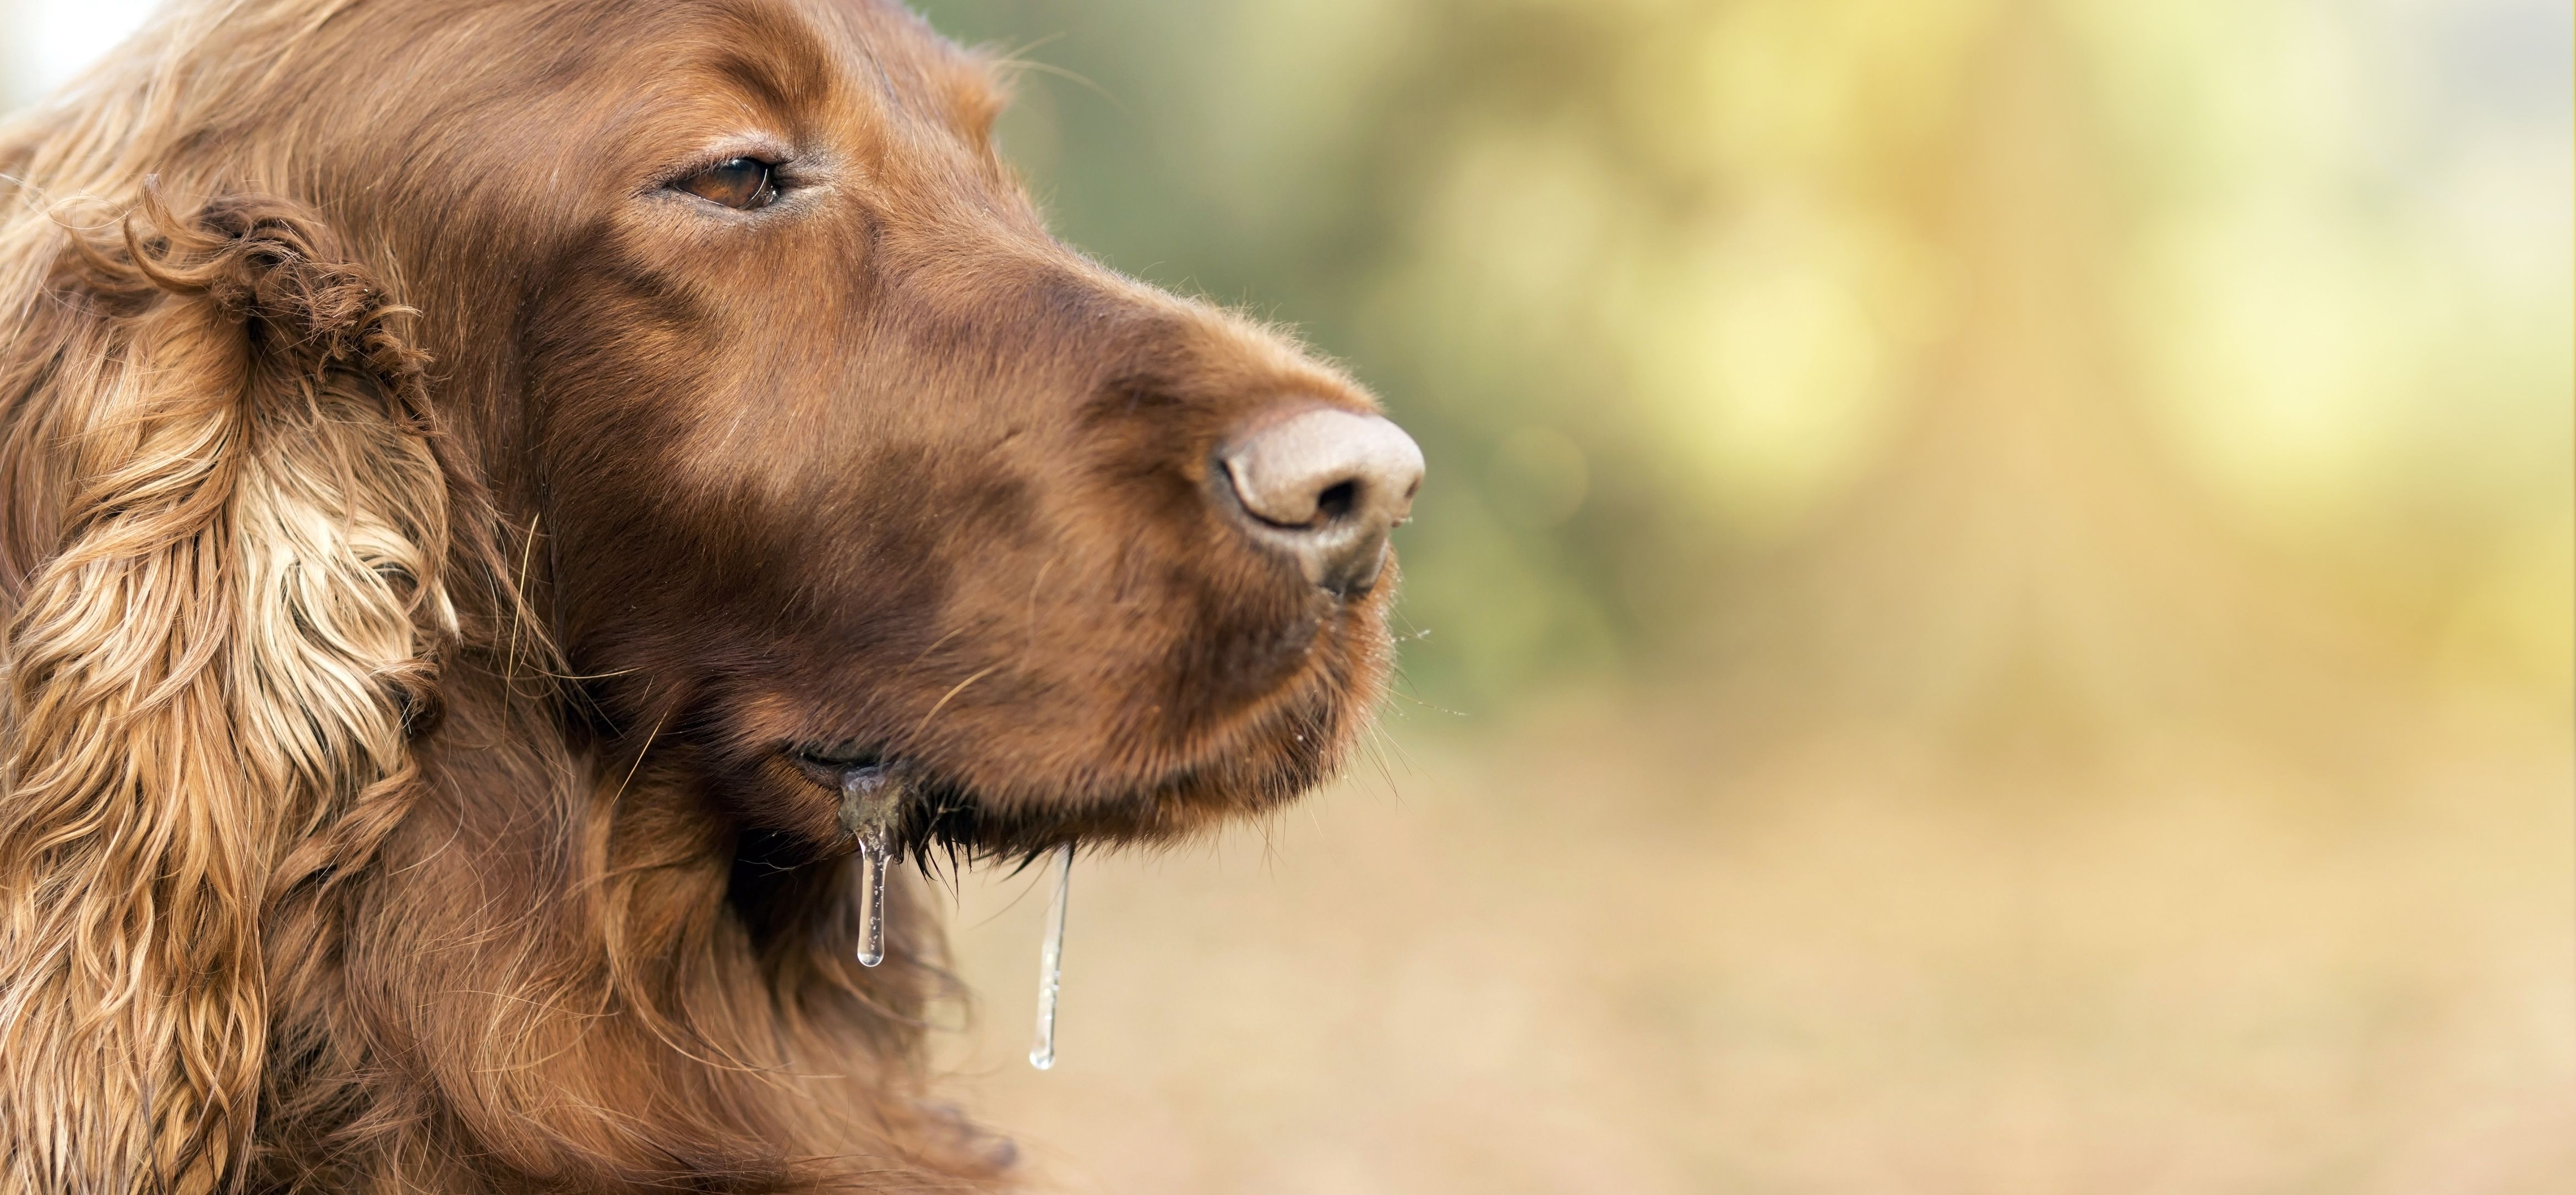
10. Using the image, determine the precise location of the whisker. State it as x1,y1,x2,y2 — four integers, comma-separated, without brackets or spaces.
905,663,1001,744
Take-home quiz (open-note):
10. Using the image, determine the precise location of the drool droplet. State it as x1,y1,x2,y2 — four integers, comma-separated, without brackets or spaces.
1028,843,1074,1070
843,768,897,969
854,826,889,967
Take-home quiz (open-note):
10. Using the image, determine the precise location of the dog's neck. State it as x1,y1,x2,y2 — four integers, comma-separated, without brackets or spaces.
250,646,1011,1190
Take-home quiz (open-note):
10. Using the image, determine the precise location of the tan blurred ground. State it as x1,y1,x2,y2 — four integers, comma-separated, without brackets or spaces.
933,676,2571,1194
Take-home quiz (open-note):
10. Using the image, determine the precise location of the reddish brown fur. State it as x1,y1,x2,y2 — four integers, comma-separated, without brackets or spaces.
0,1,1398,1191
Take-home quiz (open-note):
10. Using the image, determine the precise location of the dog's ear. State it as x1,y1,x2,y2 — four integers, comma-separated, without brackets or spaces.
0,189,453,1193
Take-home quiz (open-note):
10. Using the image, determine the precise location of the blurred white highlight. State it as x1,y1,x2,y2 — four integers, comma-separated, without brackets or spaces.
3,0,159,108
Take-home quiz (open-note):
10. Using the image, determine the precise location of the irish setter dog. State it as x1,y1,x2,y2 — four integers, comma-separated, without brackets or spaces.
0,1,1420,1190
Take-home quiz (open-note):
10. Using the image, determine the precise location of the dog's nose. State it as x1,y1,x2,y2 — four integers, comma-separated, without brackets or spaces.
1219,406,1424,598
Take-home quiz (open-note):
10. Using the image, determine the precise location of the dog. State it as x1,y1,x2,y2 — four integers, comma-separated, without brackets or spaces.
0,1,1421,1189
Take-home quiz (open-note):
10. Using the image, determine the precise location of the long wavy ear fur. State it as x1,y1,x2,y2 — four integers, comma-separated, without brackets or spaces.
0,190,454,1194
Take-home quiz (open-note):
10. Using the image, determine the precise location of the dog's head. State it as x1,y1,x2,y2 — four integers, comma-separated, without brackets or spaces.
0,0,1416,1187
71,0,1415,857
389,0,1417,859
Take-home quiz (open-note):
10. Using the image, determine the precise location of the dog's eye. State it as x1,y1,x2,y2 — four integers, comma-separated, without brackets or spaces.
672,157,780,210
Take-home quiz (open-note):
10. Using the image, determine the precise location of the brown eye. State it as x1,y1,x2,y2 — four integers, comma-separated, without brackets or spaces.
673,157,780,210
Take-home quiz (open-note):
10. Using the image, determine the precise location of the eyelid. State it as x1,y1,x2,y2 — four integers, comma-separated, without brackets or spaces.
653,138,799,192
668,159,774,210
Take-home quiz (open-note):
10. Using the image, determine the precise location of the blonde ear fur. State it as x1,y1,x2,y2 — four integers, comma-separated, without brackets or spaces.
0,192,452,1194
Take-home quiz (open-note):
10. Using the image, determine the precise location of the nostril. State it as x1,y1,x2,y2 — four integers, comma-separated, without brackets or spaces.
1313,479,1358,522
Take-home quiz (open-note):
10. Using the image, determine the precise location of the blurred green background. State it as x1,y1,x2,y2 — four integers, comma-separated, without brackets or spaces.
905,0,2571,713
6,1,2570,1191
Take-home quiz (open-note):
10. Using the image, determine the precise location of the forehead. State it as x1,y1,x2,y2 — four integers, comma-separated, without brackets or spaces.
578,0,1002,138
804,0,1009,128
359,0,1001,143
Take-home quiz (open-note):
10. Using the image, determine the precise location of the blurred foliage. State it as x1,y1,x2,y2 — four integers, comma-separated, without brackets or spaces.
913,0,2572,714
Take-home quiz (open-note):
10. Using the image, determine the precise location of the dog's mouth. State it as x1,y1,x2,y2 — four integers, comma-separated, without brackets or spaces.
784,745,991,864
778,679,1342,868
772,753,1282,867
760,574,1386,870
